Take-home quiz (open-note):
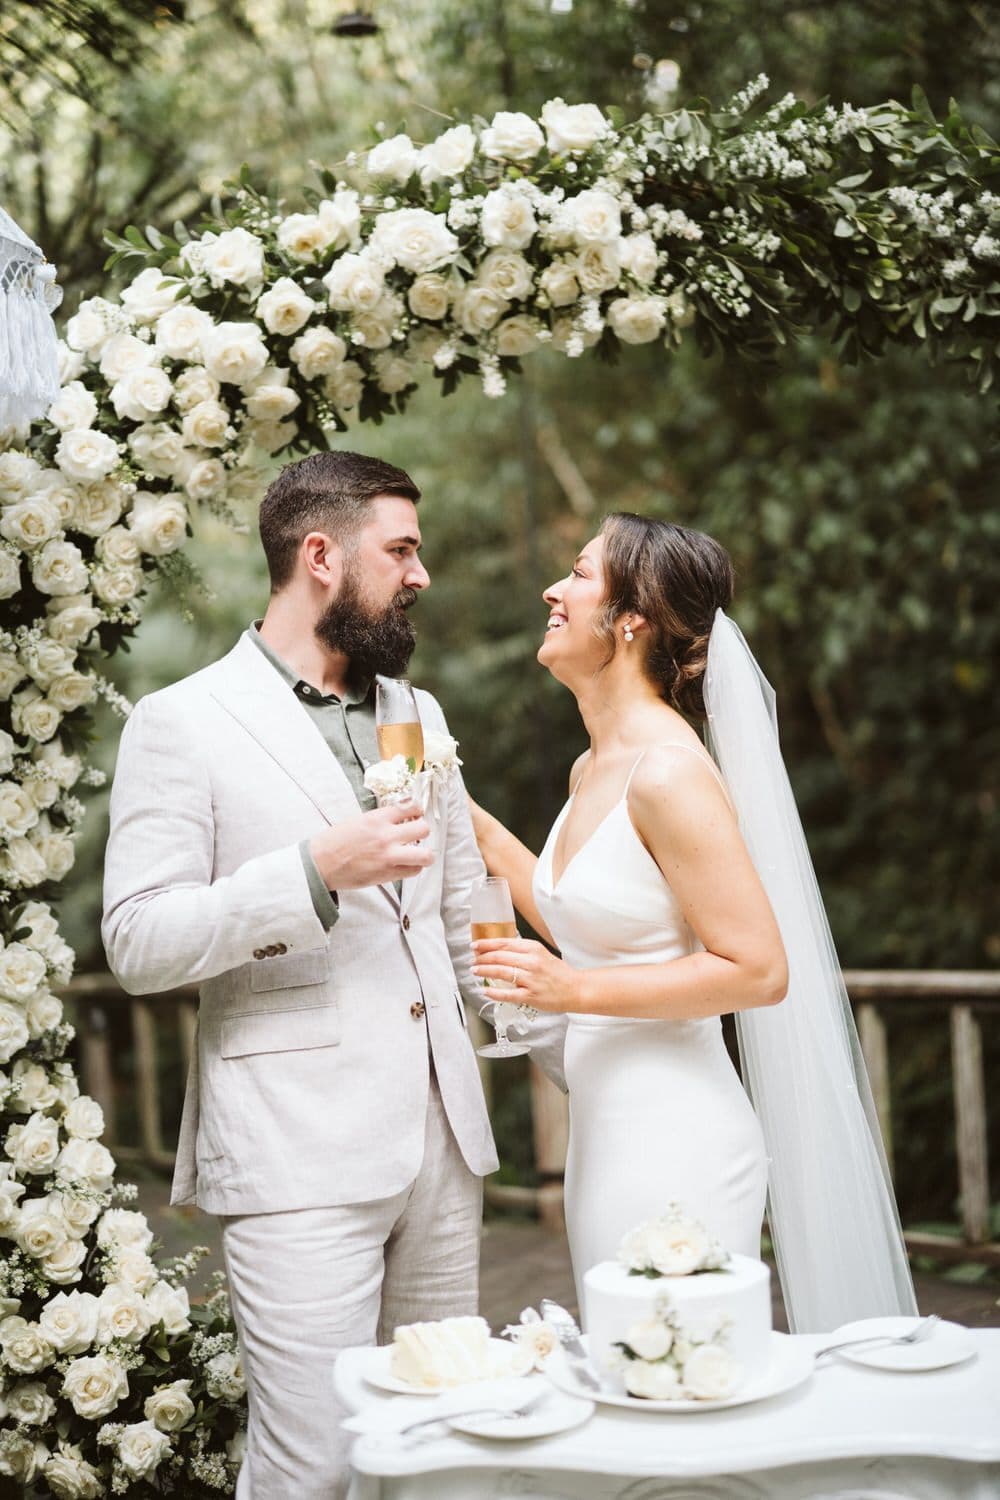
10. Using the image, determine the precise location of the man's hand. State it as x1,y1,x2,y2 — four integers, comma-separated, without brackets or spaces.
309,802,434,890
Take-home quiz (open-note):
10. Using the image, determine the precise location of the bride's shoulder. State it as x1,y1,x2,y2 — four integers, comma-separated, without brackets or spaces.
628,742,731,821
568,749,591,795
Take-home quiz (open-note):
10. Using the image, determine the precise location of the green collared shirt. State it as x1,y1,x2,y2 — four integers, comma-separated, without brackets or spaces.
248,623,381,930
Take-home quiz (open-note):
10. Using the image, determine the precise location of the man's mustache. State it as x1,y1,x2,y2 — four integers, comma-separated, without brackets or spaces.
394,588,418,610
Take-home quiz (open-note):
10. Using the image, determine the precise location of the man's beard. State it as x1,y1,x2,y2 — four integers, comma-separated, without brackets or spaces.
315,565,417,685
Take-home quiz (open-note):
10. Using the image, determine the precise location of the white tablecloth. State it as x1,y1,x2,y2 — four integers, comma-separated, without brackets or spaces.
335,1331,1000,1500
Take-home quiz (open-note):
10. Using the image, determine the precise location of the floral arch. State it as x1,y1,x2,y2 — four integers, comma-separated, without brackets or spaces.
0,82,997,1492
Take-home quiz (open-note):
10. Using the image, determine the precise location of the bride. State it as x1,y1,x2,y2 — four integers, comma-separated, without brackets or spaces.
471,513,916,1331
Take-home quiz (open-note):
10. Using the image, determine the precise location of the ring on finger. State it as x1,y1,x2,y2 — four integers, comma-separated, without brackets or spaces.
510,966,520,987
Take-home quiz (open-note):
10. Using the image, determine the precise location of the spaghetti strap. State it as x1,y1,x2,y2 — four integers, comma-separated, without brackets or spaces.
624,741,734,809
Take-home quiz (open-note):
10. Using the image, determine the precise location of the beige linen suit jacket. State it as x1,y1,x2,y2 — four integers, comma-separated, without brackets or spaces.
102,633,564,1216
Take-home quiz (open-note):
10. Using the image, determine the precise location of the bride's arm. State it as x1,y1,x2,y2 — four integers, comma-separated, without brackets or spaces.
473,748,787,1019
467,795,555,947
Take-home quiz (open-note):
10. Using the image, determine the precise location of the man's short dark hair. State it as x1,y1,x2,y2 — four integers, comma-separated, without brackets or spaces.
258,450,421,590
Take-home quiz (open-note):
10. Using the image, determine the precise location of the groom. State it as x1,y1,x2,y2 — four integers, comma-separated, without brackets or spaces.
102,450,562,1498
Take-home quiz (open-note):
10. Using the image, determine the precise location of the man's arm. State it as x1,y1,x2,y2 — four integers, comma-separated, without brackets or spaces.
102,693,330,995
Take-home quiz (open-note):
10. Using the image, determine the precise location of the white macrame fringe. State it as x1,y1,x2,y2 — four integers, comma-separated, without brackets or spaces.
0,206,62,432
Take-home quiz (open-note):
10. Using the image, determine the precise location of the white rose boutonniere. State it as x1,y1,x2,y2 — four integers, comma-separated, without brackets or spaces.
363,754,415,804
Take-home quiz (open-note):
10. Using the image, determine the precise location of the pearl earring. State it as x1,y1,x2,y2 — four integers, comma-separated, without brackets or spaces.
624,625,634,642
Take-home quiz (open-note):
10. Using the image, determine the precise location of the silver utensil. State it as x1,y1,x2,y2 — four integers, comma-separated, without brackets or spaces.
395,1386,549,1437
539,1299,603,1392
814,1314,940,1361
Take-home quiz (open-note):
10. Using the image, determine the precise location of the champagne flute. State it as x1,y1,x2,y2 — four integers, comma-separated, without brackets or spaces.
470,875,530,1060
375,677,424,772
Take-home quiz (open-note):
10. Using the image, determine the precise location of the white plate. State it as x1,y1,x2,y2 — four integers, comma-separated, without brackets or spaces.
825,1317,976,1372
362,1339,531,1396
547,1331,813,1413
448,1387,595,1440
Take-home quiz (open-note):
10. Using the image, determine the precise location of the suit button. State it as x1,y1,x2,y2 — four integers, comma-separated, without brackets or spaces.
410,1001,425,1019
274,942,287,954
263,944,278,957
402,915,411,931
252,948,266,960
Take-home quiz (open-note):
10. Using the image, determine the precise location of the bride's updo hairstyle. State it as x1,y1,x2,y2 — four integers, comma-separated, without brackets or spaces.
596,513,735,720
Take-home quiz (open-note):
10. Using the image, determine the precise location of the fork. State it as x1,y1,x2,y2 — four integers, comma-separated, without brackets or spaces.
394,1386,549,1437
814,1314,939,1360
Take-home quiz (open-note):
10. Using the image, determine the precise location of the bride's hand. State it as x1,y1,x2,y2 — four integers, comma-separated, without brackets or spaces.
472,937,580,1013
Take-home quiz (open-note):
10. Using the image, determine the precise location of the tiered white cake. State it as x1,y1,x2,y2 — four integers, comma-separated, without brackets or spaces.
583,1208,772,1400
389,1315,494,1389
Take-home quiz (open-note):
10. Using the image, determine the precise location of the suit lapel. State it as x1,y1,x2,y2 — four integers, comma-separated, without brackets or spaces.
209,635,401,912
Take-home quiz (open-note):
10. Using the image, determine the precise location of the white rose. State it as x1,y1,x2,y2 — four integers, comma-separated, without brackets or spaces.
62,1353,128,1418
0,547,20,600
31,537,89,597
97,1282,153,1344
0,1315,55,1373
349,292,402,350
72,476,128,536
325,361,365,410
144,1279,190,1335
0,651,24,699
682,1342,740,1399
257,277,316,336
479,249,535,303
110,1246,157,1292
202,322,269,387
575,240,622,294
538,260,580,308
128,422,186,478
369,208,459,274
0,495,62,551
64,298,115,356
44,1442,103,1500
608,294,667,345
56,340,87,383
624,1357,682,1400
407,273,451,321
626,1317,674,1361
144,1378,195,1432
46,671,97,713
63,1095,104,1139
200,227,265,289
205,1348,246,1401
39,1289,100,1354
317,190,362,251
366,132,419,183
9,1058,57,1111
96,524,141,568
362,754,413,798
45,592,101,646
481,111,544,162
568,188,622,245
419,123,476,182
129,490,189,556
540,98,610,154
45,940,75,984
276,212,330,264
118,1419,172,1480
58,1137,115,1190
120,266,185,324
54,430,119,485
17,1200,68,1259
248,420,297,454
30,822,76,881
480,187,538,250
322,251,385,313
244,382,300,422
47,381,98,433
290,326,347,378
496,315,542,357
620,231,659,284
648,1217,710,1275
91,563,142,604
6,1379,56,1425
41,1236,87,1285
0,1166,25,1229
97,1209,153,1251
25,989,64,1039
183,458,228,502
0,782,39,838
98,333,158,384
0,727,13,774
0,942,47,1002
7,1112,60,1174
16,900,59,952
19,637,75,689
456,284,508,335
172,364,220,412
181,399,232,449
110,364,173,422
373,352,417,394
0,838,47,887
154,301,213,362
48,1189,98,1239
0,451,43,502
34,469,79,524
0,1429,48,1483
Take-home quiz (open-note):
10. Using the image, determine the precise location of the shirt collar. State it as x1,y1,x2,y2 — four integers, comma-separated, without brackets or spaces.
247,623,372,707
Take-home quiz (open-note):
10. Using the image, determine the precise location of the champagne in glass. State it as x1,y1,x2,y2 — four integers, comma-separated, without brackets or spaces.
470,876,529,1059
375,678,424,772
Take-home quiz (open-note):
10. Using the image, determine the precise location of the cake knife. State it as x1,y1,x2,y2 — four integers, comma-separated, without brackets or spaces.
539,1300,603,1392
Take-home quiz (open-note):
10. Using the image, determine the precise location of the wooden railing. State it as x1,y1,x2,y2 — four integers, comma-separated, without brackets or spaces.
60,970,999,1263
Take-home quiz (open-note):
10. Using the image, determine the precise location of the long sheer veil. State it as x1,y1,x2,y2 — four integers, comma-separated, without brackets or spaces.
704,609,917,1332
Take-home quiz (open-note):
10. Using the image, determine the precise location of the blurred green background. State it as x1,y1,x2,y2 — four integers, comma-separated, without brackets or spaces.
3,0,997,1243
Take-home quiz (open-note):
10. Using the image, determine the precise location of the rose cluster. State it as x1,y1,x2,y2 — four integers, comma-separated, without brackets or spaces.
617,1203,729,1278
614,1297,741,1402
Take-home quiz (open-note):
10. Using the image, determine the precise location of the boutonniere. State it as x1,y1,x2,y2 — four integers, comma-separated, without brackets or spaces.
363,732,462,820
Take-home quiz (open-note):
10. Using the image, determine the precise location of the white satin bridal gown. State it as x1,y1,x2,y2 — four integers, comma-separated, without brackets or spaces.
533,746,768,1308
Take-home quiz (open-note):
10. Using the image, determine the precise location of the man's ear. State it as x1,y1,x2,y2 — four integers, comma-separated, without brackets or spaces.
302,532,342,589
